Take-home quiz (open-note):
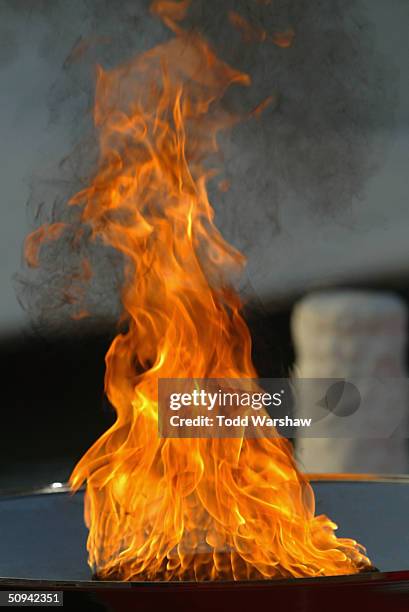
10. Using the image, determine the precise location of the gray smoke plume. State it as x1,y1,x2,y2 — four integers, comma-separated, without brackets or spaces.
8,0,397,331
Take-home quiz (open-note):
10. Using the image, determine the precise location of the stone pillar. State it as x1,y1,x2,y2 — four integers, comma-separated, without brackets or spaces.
291,290,408,474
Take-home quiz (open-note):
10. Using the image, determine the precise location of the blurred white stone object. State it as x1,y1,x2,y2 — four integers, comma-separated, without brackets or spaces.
291,290,408,474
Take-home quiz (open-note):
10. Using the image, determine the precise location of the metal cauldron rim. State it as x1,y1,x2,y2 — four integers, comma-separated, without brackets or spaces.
2,473,409,500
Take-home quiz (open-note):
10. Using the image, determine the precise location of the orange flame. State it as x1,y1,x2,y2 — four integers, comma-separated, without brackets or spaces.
228,10,295,49
25,223,66,268
228,11,267,43
271,28,295,49
151,0,191,33
27,4,370,581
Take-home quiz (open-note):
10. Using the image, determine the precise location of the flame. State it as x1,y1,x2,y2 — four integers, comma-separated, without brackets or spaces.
228,11,295,49
150,0,191,32
27,3,371,581
25,223,66,268
228,11,267,43
271,28,295,49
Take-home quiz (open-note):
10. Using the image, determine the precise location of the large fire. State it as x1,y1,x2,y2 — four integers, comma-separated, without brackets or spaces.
26,1,371,581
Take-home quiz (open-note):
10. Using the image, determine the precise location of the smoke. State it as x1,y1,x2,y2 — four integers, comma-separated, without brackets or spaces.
10,0,397,330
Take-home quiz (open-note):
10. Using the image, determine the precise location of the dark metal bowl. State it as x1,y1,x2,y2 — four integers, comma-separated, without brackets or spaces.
1,475,409,611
